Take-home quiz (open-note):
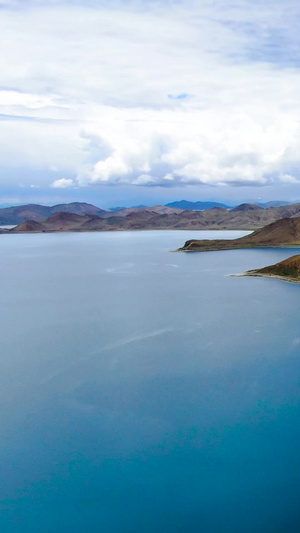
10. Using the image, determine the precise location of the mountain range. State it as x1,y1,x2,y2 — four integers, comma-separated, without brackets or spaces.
2,201,300,233
0,200,294,226
0,202,107,225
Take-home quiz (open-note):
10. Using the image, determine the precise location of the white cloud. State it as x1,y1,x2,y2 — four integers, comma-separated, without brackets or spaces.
51,178,74,188
0,118,84,182
2,0,300,189
0,90,72,111
77,102,300,187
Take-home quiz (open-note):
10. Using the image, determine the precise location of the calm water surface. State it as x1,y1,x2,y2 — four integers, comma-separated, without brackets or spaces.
1,230,300,532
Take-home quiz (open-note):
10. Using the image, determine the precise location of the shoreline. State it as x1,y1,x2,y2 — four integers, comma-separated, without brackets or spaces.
177,243,300,252
0,227,255,235
232,271,300,284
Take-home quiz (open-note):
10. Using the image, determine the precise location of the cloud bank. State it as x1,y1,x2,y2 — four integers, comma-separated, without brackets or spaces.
1,0,300,191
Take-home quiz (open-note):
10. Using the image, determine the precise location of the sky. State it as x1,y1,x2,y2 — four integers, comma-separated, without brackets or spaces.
2,0,300,207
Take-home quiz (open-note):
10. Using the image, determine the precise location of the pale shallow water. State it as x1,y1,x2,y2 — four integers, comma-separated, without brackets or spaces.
0,225,16,229
1,230,300,532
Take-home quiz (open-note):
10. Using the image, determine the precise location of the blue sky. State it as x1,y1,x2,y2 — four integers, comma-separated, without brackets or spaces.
1,0,300,207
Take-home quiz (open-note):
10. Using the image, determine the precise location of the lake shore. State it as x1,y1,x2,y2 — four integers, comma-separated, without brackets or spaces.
232,270,300,284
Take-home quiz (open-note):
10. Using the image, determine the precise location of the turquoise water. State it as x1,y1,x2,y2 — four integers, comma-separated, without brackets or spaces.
1,230,300,532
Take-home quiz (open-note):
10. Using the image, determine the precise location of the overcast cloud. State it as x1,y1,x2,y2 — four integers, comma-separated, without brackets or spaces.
1,0,300,198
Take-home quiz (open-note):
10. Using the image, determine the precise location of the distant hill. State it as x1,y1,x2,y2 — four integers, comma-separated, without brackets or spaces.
231,203,264,212
10,212,100,233
165,200,230,210
2,200,300,228
108,206,126,212
179,217,300,251
0,202,108,225
13,220,45,232
4,201,300,234
109,205,147,212
111,205,184,216
244,254,300,283
258,201,292,208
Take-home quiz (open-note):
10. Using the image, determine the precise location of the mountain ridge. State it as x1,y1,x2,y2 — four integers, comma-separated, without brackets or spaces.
2,201,300,232
0,202,108,225
241,254,300,283
179,217,300,252
0,200,298,227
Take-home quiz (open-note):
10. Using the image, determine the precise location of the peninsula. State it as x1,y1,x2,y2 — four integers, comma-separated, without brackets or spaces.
239,254,300,284
178,217,300,252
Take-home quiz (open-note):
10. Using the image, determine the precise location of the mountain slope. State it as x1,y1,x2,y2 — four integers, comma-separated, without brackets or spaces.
3,201,300,229
0,202,108,225
244,254,300,283
50,202,107,217
108,205,184,216
8,205,300,234
179,217,300,251
12,220,45,232
231,203,264,212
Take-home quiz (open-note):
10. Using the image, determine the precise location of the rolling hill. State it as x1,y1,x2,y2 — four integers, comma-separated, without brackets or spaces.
0,202,108,225
244,254,300,283
179,217,300,251
4,201,300,233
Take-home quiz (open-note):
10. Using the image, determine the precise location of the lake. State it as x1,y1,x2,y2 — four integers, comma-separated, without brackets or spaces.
1,230,300,532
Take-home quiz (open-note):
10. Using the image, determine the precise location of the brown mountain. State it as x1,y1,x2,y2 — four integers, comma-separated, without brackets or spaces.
51,202,107,217
11,220,45,232
179,217,300,251
40,212,94,231
108,205,184,216
10,210,215,233
244,254,300,283
231,203,265,212
13,212,103,233
0,202,108,225
7,205,300,235
107,203,300,229
3,201,300,230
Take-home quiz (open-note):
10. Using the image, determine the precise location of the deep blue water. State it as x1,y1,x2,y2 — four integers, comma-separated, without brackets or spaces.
1,230,300,532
